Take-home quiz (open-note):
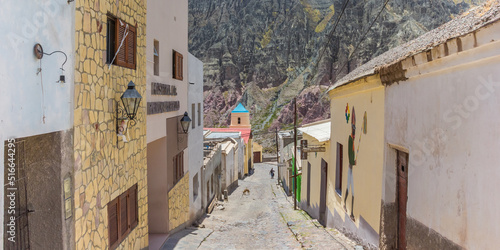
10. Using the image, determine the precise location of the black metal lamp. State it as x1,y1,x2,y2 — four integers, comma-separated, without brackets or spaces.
180,112,192,134
120,81,142,121
117,81,142,135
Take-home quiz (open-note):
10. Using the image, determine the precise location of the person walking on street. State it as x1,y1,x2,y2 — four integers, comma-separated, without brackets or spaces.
270,168,275,179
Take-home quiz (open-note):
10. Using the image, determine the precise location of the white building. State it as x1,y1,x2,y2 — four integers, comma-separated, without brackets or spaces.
326,2,500,248
188,53,204,222
0,1,74,248
146,0,190,242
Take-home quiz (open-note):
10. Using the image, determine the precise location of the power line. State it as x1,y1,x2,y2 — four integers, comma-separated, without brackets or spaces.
315,0,351,70
314,0,391,114
333,0,391,83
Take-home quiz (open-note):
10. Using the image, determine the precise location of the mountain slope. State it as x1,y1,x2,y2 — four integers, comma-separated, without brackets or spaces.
189,0,483,147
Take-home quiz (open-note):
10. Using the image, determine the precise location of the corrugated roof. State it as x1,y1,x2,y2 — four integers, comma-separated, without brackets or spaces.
232,103,249,113
204,127,252,143
298,120,331,142
328,0,500,92
205,132,241,140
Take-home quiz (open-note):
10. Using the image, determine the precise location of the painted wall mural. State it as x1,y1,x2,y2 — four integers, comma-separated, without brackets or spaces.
344,107,367,222
345,103,350,123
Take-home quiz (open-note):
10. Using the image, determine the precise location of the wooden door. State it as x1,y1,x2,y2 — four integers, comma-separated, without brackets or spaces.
397,151,408,250
253,152,261,163
319,159,328,226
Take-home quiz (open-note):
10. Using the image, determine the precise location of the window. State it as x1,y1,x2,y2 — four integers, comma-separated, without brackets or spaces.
198,103,201,126
173,50,183,80
173,152,184,184
107,16,136,69
108,184,138,249
335,143,343,196
192,104,196,129
153,40,159,76
300,140,308,159
193,173,199,200
237,117,241,124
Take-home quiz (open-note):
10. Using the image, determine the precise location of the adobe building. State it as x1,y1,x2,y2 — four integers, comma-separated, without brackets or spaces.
327,2,500,249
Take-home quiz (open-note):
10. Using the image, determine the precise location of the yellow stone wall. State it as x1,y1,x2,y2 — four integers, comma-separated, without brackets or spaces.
168,172,190,231
73,0,148,249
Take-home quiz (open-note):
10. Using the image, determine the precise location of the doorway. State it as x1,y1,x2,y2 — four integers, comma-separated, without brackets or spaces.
396,150,408,250
319,159,328,226
253,151,261,163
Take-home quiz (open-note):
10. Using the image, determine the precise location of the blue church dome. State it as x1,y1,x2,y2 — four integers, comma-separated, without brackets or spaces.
232,103,249,113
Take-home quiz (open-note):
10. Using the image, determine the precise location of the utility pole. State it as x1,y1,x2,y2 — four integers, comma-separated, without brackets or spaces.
293,97,297,210
276,127,280,183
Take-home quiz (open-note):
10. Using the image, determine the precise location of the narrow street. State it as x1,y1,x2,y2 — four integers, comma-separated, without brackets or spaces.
160,162,359,250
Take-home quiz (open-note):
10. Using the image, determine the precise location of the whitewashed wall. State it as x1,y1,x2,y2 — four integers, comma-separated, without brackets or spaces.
384,31,500,249
188,53,204,220
0,1,75,246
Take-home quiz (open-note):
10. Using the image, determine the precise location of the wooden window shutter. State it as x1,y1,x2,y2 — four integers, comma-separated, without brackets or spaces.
178,53,183,80
128,184,138,229
126,25,136,69
173,51,183,80
115,20,127,67
114,19,136,69
108,198,119,248
119,193,129,237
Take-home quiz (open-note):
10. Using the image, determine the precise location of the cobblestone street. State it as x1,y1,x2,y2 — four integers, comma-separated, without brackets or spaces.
160,162,360,250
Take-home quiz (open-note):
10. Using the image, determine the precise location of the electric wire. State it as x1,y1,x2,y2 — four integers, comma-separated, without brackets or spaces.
315,0,351,70
316,0,391,102
333,0,391,83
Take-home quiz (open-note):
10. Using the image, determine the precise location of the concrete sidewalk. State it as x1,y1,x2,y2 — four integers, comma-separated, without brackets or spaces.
276,184,360,249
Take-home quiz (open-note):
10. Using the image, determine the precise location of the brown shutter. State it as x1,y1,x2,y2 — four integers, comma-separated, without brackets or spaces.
115,20,127,67
126,25,136,69
173,51,184,80
178,53,183,80
119,193,129,237
128,184,138,229
108,198,119,247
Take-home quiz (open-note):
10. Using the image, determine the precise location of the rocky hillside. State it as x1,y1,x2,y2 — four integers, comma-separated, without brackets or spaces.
189,0,483,147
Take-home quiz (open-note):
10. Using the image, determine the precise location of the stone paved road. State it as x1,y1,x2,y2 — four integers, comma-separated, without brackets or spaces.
160,162,359,250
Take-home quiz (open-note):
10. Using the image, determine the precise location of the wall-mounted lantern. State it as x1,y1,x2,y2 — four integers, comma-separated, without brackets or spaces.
33,43,67,83
117,81,142,136
180,112,192,134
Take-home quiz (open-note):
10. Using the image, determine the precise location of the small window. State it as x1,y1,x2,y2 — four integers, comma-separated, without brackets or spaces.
107,15,136,69
108,184,138,249
173,152,184,185
237,117,241,124
335,143,343,196
193,173,199,200
198,103,201,126
173,50,183,80
153,40,159,76
192,104,196,129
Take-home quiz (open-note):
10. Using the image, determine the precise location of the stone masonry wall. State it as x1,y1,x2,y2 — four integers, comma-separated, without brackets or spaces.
168,172,190,232
73,0,148,249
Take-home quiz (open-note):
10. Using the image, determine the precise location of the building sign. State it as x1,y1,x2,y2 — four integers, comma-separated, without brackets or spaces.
147,101,180,115
151,82,177,96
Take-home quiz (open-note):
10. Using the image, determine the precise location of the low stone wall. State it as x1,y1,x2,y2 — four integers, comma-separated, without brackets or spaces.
168,172,190,232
